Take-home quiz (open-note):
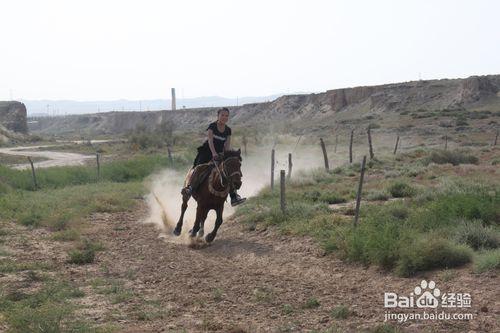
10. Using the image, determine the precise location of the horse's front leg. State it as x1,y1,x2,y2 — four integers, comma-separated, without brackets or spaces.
173,197,188,236
190,205,208,238
205,205,223,243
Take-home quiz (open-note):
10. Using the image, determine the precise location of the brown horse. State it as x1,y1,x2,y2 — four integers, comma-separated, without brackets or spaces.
173,149,243,243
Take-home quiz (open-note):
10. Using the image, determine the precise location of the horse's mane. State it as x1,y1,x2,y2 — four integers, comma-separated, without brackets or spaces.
224,149,242,161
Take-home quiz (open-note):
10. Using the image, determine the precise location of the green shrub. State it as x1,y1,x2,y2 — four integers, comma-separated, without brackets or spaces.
338,210,405,269
19,212,41,227
0,154,190,192
366,190,390,201
5,301,71,333
331,305,349,319
67,248,95,265
474,249,500,273
302,297,320,309
51,229,81,242
282,304,293,315
1,280,86,333
302,190,321,202
0,182,144,229
395,236,472,277
454,220,499,250
67,239,101,265
387,181,415,198
0,260,52,273
425,150,479,166
389,206,409,220
319,192,347,204
415,190,500,229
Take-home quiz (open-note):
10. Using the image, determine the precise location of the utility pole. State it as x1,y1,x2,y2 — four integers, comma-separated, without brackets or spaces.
171,88,176,111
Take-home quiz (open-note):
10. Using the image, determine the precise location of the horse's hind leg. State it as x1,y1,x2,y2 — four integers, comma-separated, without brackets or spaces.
190,206,208,238
205,206,223,243
198,217,205,237
173,197,188,236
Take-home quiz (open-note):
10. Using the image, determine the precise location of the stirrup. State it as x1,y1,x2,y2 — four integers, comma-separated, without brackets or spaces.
231,196,246,207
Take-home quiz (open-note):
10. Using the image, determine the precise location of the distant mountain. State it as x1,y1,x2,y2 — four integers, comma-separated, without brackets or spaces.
21,94,299,116
28,75,500,139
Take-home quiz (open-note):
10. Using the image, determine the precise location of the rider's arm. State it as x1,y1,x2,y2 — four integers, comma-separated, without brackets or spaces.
224,135,231,151
207,129,218,157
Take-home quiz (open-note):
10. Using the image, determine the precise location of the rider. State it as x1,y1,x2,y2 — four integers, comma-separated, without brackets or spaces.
181,107,246,206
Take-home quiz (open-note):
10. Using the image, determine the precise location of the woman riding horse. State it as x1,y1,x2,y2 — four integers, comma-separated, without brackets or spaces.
181,107,246,206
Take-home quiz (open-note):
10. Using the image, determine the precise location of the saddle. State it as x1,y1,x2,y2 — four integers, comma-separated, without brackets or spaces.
184,162,214,193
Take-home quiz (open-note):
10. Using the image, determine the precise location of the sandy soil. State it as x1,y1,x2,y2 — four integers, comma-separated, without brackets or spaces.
1,202,498,333
0,145,95,169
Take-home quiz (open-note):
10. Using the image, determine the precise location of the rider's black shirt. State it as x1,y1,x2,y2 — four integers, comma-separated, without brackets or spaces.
202,121,231,153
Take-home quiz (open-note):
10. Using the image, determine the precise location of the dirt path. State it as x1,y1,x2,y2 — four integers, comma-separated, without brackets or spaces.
1,148,498,332
0,145,95,169
2,202,497,332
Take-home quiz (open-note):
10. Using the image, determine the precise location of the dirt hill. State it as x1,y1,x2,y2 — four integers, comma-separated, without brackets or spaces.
0,101,28,143
29,75,500,137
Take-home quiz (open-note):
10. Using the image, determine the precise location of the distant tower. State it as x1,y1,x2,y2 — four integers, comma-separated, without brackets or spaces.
171,88,176,111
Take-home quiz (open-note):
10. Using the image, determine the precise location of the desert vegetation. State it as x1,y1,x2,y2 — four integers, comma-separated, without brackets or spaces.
0,124,499,332
236,147,500,278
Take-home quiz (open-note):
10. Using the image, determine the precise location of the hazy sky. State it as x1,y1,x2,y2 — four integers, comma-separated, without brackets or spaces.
1,0,499,101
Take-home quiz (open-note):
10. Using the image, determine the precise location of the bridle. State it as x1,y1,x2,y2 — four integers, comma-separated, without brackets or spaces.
216,156,242,186
209,156,242,197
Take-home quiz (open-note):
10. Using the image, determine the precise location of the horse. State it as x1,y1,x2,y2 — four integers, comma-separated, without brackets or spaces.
173,149,243,243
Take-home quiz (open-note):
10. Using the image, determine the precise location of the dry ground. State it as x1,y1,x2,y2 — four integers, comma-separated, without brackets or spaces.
1,200,498,333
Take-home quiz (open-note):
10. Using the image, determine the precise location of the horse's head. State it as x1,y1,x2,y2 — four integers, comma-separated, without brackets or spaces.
222,149,243,190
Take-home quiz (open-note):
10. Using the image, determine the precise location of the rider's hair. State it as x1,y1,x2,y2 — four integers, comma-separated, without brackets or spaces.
217,107,229,116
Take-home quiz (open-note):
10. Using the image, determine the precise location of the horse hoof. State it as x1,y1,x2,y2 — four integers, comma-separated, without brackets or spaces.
173,228,181,236
205,233,215,243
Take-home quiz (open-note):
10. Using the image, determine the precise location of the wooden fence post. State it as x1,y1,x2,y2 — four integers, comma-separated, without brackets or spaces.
167,145,173,163
353,156,367,227
280,170,286,213
96,153,101,181
393,135,400,155
367,127,374,160
494,130,499,146
288,153,292,179
444,135,448,150
271,149,275,190
334,134,338,153
320,138,329,171
27,156,38,190
349,129,354,163
242,135,248,157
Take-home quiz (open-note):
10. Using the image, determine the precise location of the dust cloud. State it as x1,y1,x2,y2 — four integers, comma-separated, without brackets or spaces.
143,143,326,244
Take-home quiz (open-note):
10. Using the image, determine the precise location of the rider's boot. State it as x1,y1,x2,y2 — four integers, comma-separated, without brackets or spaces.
181,169,194,198
230,190,246,207
181,185,192,198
